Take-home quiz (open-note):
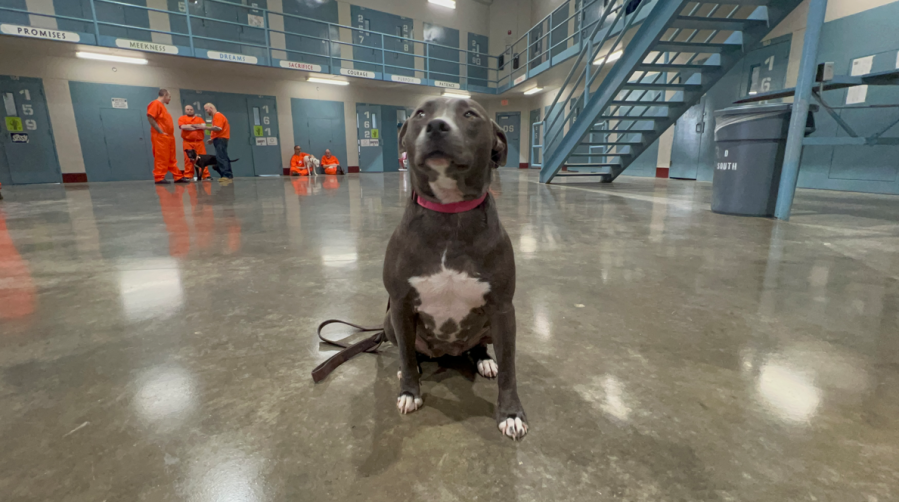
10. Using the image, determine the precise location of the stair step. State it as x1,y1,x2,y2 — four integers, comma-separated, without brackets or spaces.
610,99,684,106
654,41,741,54
635,63,718,74
621,83,703,91
580,141,644,146
669,16,768,32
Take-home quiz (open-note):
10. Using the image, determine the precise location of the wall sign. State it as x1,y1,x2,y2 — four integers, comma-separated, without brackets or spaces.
112,98,128,109
280,61,322,72
340,68,376,79
434,80,461,89
10,133,28,143
254,125,264,137
266,137,278,146
207,51,258,64
255,137,267,146
391,75,421,84
370,129,379,139
514,74,527,85
1,24,80,42
5,116,23,132
115,39,178,54
501,99,509,106
248,14,264,28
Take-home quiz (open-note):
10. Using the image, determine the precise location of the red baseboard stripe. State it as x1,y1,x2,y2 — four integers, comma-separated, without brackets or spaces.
519,163,528,169
282,167,290,176
348,166,360,173
62,173,88,183
656,167,669,178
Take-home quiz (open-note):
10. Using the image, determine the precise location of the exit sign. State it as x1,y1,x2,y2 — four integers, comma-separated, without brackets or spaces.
501,99,509,106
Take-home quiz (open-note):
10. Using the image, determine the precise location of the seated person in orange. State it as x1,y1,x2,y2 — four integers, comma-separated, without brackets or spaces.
290,145,309,176
321,149,341,175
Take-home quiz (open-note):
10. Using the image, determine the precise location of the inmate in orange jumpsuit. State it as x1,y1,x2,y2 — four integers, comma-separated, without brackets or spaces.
321,154,340,175
179,114,209,179
147,100,181,182
290,154,309,176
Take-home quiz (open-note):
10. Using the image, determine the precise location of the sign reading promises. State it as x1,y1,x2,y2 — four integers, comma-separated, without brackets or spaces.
1,24,80,42
207,51,258,64
115,39,179,54
279,61,322,72
340,68,375,79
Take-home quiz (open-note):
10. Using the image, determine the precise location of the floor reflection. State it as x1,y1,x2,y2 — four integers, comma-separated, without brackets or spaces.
0,209,36,320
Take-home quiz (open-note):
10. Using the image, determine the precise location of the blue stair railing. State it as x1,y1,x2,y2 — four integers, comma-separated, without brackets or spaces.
538,0,805,183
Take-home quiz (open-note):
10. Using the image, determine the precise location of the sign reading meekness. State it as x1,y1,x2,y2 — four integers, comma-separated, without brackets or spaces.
1,24,80,42
116,39,178,54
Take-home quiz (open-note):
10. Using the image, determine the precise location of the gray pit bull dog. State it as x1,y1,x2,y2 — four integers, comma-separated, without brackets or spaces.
383,96,528,440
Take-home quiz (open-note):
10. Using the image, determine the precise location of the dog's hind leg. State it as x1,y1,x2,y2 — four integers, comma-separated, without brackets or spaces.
468,343,498,379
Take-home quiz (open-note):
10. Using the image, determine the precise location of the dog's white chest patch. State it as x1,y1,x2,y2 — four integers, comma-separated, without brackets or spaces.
408,257,490,338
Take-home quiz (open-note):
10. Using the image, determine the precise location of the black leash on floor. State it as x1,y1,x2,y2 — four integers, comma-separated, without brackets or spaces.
311,319,385,383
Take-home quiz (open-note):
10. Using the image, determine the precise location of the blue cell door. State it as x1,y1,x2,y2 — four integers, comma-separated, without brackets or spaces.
357,104,383,172
246,96,281,175
495,112,521,168
99,107,154,181
0,76,61,184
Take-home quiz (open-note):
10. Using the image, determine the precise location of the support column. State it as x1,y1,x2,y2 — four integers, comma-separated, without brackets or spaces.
774,0,828,221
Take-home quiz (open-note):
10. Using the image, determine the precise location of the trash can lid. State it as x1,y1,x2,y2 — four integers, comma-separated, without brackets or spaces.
715,102,818,117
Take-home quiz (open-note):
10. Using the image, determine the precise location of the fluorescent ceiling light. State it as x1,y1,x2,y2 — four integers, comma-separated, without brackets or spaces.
593,50,623,66
523,87,543,95
308,77,349,86
76,51,148,65
443,91,471,99
429,0,456,9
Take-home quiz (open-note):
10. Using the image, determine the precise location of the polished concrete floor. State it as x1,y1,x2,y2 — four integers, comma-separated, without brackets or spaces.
1,171,898,501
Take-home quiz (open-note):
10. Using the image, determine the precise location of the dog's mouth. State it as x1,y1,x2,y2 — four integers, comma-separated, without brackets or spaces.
421,150,467,171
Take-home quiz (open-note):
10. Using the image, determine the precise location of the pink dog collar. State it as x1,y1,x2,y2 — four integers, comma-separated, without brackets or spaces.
416,193,487,213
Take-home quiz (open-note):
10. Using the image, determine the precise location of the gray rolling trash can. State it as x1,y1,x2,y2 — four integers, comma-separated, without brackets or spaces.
712,103,816,217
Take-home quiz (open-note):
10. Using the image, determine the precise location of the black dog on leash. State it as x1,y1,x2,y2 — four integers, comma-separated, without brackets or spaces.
185,149,239,179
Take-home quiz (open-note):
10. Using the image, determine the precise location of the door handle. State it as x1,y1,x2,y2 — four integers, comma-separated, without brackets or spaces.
695,123,704,134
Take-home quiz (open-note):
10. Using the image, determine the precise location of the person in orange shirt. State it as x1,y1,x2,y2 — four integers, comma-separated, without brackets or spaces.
202,103,233,185
290,145,309,176
147,89,185,184
178,105,210,180
321,149,341,175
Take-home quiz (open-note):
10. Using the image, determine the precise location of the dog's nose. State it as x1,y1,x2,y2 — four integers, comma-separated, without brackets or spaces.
426,119,451,137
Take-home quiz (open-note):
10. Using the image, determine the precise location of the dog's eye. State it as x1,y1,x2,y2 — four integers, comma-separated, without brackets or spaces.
464,111,478,118
415,110,426,118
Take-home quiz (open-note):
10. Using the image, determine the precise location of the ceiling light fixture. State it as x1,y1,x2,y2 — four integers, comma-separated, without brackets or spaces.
76,51,148,65
308,76,349,86
593,49,623,66
443,90,471,99
523,87,543,95
429,0,456,9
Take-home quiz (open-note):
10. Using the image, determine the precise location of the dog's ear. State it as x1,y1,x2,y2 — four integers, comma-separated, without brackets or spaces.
491,120,508,168
398,119,409,154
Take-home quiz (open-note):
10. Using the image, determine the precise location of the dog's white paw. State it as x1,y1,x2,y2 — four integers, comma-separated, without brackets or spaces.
397,393,423,414
477,359,498,378
498,417,528,440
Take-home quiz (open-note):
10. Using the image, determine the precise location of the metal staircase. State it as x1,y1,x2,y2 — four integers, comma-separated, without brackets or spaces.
537,0,803,183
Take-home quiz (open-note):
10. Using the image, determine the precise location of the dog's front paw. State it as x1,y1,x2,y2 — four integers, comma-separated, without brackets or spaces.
397,392,423,414
477,358,498,379
498,416,528,440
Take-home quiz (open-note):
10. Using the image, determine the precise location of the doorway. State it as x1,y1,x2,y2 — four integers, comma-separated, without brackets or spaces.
0,76,61,184
495,112,521,168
